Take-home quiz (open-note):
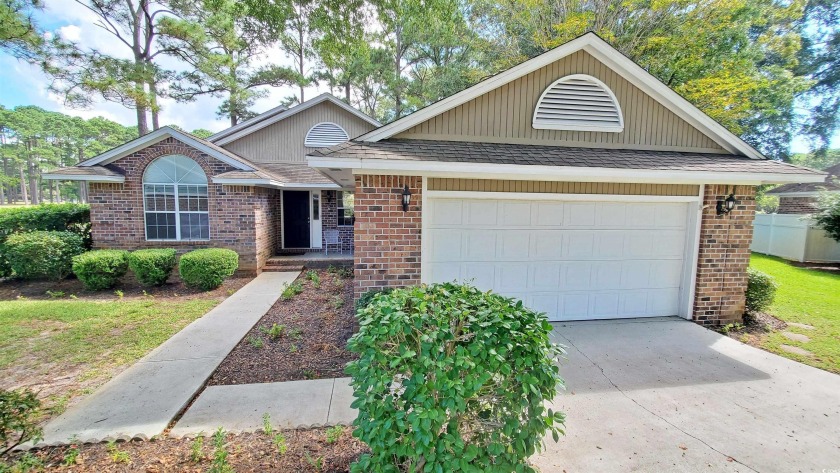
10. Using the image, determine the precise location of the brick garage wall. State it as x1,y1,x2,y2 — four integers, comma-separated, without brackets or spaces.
692,184,756,326
321,190,354,252
777,196,818,214
354,175,421,298
88,137,276,273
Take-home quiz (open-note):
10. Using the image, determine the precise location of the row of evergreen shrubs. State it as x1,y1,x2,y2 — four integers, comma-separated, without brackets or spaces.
71,248,239,291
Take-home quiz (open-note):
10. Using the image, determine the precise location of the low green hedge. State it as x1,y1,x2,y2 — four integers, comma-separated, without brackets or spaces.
179,248,239,291
0,203,91,277
72,250,129,291
746,268,778,314
127,249,177,286
3,231,85,280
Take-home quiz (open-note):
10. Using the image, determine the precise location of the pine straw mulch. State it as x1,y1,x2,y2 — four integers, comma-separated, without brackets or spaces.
8,427,368,472
209,268,357,385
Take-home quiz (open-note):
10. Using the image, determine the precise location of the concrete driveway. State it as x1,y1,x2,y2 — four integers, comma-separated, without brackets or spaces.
535,318,840,472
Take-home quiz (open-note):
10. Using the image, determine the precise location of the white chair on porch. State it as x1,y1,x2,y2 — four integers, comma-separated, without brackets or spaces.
324,229,341,255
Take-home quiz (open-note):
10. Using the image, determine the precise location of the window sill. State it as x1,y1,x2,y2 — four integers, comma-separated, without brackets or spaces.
144,239,211,243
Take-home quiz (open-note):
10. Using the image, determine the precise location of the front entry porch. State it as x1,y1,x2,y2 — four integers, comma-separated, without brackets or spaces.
264,251,353,271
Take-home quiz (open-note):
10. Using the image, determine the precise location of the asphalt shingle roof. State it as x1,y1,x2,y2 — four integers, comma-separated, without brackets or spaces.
311,139,824,176
767,163,840,194
45,166,123,177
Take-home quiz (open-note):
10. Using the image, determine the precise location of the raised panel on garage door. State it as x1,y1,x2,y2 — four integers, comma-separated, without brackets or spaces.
425,197,690,321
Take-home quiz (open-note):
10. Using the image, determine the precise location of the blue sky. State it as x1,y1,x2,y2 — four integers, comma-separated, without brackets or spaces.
1,0,837,153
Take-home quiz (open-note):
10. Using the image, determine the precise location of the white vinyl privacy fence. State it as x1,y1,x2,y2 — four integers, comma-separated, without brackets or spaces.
752,214,840,262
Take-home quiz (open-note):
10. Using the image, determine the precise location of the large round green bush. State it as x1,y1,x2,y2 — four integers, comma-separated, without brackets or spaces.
178,248,239,290
346,283,565,473
3,231,85,280
72,250,129,291
746,268,778,314
127,249,177,286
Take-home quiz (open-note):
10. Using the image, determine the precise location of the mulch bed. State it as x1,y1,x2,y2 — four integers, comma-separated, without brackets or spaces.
719,311,787,346
209,268,357,385
789,261,840,274
0,272,253,302
9,428,368,472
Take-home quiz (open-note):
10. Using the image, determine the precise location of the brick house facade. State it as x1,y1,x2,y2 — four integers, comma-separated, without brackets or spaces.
777,196,819,214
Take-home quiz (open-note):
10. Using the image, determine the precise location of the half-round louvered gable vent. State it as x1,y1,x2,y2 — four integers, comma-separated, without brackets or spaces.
532,74,624,132
305,122,350,147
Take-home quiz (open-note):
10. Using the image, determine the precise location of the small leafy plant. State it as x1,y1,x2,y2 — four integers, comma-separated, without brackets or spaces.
262,413,273,435
745,268,778,314
305,452,324,471
0,389,42,457
62,446,80,466
289,328,302,340
106,440,130,464
113,289,124,299
189,435,204,463
46,290,65,299
210,428,232,473
280,281,303,301
302,369,315,380
332,296,345,309
260,324,285,340
289,344,298,353
324,425,343,444
248,336,264,349
306,270,321,287
273,432,287,456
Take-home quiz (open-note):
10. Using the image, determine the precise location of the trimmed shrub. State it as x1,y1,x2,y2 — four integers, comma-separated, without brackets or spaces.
0,203,91,277
128,249,177,286
3,231,85,280
347,283,565,473
179,248,239,291
354,287,394,311
0,389,42,457
746,268,778,314
72,250,130,291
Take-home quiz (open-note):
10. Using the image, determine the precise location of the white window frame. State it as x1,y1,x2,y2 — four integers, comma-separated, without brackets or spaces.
142,157,210,242
336,190,354,227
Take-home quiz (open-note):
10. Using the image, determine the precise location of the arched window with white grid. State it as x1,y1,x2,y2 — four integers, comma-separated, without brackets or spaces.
142,155,210,241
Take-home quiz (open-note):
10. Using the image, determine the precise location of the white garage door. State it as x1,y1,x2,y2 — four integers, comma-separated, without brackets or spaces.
425,196,692,321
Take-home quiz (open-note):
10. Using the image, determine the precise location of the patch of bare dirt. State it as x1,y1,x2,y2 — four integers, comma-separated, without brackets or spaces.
0,272,252,302
209,268,357,385
719,311,787,347
7,428,368,472
789,261,840,274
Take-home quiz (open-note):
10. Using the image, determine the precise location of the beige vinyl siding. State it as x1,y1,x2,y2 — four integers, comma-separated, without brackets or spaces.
222,101,376,164
396,51,727,154
428,178,699,196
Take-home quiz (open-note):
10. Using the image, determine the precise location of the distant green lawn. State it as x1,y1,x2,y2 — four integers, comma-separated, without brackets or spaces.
750,253,840,373
0,298,218,415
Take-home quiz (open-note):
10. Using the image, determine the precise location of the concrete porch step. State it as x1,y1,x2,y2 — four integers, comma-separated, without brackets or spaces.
262,264,304,272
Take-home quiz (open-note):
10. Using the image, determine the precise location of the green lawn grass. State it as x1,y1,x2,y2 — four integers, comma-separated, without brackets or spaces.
0,298,219,414
750,253,840,373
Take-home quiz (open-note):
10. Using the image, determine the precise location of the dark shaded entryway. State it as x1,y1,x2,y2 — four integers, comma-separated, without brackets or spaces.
283,190,310,248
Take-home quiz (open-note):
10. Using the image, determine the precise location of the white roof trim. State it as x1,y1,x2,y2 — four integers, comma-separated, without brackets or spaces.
210,94,381,146
79,127,254,171
307,155,824,185
356,33,764,160
211,177,340,189
208,104,289,141
42,173,125,183
533,74,624,132
772,190,838,197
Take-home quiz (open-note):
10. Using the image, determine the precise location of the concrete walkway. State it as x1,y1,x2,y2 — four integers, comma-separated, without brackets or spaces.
38,271,299,446
170,378,355,436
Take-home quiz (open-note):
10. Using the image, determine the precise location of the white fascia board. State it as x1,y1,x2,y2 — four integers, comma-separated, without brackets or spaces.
771,190,837,197
283,182,341,189
307,156,826,185
208,104,288,142
357,33,763,160
41,173,125,183
213,94,381,146
81,127,255,171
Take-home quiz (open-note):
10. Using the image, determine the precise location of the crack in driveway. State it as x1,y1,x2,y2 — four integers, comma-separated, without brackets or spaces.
554,330,761,473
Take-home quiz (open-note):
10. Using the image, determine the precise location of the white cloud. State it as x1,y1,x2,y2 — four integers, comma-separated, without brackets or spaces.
58,25,81,42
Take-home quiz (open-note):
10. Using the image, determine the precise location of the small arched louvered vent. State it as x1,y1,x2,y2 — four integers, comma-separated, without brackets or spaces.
532,74,623,132
305,122,349,147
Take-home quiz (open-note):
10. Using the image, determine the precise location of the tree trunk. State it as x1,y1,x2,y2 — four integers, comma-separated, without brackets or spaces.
19,168,28,205
299,23,305,103
136,103,149,135
80,182,87,203
149,79,160,130
345,82,351,103
394,24,402,118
